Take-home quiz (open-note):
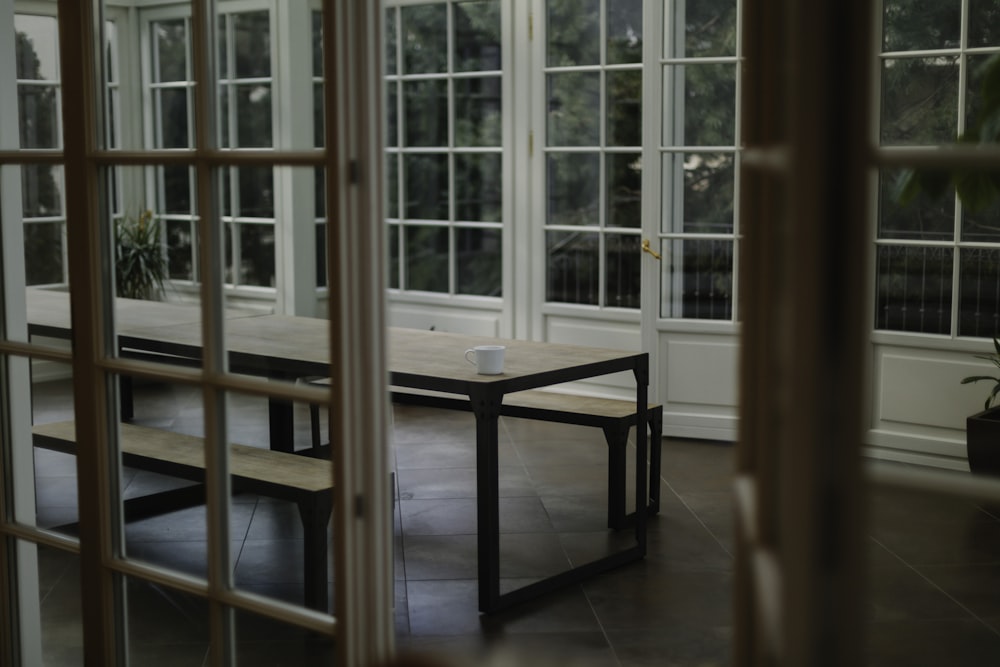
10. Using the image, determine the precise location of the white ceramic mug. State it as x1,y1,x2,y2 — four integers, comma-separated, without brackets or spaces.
464,345,506,375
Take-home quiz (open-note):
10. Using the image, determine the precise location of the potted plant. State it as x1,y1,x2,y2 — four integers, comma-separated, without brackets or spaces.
961,337,1000,476
115,208,166,300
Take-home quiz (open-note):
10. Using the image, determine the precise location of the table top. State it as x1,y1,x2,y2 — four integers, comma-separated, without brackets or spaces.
26,288,646,394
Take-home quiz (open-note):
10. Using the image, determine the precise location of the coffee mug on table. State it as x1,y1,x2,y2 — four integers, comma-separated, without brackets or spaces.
464,345,506,375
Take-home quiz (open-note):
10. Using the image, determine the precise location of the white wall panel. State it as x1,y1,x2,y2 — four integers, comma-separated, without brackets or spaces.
877,352,985,430
388,302,501,337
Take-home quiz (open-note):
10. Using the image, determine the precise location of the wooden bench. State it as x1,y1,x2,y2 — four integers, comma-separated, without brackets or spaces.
32,421,333,612
387,387,662,530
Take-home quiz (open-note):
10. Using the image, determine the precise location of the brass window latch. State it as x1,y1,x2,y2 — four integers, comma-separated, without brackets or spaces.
641,238,661,260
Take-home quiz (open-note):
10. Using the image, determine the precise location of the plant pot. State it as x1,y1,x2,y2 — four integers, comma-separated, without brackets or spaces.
966,406,1000,476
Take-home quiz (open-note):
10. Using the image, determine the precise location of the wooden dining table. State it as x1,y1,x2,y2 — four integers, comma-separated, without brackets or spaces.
26,288,651,613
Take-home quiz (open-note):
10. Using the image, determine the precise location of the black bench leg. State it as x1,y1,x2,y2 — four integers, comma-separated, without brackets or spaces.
298,496,332,612
603,423,629,531
648,408,663,516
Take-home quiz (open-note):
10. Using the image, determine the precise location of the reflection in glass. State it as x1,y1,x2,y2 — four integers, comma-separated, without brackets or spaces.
404,80,448,147
607,70,641,147
21,164,63,218
883,0,960,52
15,14,59,80
234,11,271,78
17,85,60,149
153,19,188,82
405,225,449,292
666,64,736,147
666,239,733,320
547,0,600,67
455,153,501,222
547,230,599,305
606,153,641,229
547,152,599,226
875,245,953,333
678,0,737,58
235,84,272,147
402,4,447,74
405,154,449,220
157,88,190,149
238,224,275,287
969,0,1000,47
167,220,194,281
455,0,501,72
879,170,954,241
385,6,397,75
607,0,642,64
605,234,640,308
960,247,1000,338
454,77,502,146
24,222,64,286
547,72,600,147
456,227,501,296
237,167,275,218
881,57,959,145
665,152,734,234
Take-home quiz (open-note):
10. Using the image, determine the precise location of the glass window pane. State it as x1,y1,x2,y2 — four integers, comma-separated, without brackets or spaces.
606,153,641,229
547,230,599,305
665,239,733,320
21,165,63,218
456,227,501,296
454,77,502,146
402,4,447,74
880,57,959,146
879,170,954,241
677,0,737,58
238,223,275,287
605,234,640,308
154,19,188,82
547,152,599,226
315,166,326,219
404,80,448,147
969,0,1000,47
963,197,1000,243
161,166,193,215
388,224,400,288
24,222,64,285
960,247,1000,338
547,0,600,67
663,152,735,234
405,154,449,220
455,153,501,222
316,223,327,288
18,85,60,149
385,7,397,75
455,0,501,72
313,10,324,75
234,11,271,78
667,64,737,146
237,167,274,218
157,88,190,149
15,14,59,80
874,245,953,333
883,0,961,51
127,577,209,664
167,220,194,280
386,83,398,148
405,225,449,292
966,54,1000,137
235,84,272,147
547,72,600,147
386,156,399,218
607,70,641,147
607,0,642,64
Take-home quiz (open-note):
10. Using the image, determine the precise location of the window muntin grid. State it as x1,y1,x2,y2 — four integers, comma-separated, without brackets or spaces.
877,0,1000,337
543,0,643,310
385,0,504,298
656,0,739,321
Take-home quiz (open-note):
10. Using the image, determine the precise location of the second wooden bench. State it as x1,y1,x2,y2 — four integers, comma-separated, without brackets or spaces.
32,420,334,612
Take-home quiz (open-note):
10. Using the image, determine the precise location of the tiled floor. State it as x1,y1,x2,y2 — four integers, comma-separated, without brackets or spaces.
24,379,1000,665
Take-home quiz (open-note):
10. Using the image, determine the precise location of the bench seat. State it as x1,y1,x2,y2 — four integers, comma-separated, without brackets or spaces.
32,420,333,612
